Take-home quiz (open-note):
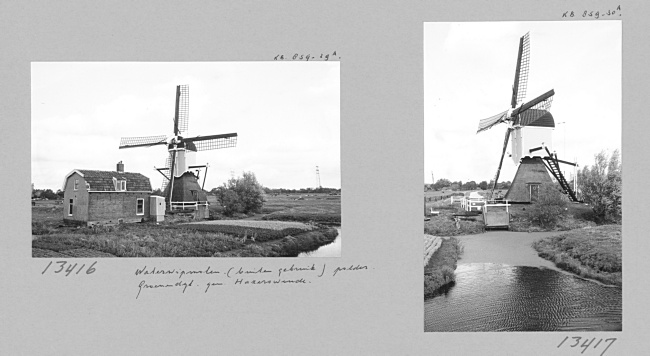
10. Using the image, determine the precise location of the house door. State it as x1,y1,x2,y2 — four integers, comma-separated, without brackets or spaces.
529,184,540,203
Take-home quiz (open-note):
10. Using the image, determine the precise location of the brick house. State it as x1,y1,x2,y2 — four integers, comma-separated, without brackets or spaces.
62,162,153,226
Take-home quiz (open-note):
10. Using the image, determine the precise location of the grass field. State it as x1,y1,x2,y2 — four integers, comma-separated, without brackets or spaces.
533,225,622,286
32,193,340,258
208,193,341,223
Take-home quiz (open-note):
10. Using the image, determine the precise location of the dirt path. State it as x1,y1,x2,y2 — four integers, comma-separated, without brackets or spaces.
457,231,564,271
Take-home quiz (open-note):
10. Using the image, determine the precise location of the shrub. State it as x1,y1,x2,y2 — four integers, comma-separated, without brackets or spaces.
214,172,266,216
527,183,568,229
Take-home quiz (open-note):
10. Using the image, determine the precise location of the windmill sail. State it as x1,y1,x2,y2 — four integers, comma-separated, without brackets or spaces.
511,32,530,108
119,135,167,149
174,85,190,135
477,110,509,133
489,128,512,198
160,153,173,190
184,133,238,151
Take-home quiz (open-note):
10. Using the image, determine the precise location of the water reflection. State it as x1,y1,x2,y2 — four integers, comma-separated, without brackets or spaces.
298,228,341,257
425,263,621,332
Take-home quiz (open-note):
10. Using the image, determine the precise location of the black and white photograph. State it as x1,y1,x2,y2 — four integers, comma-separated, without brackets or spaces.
4,1,648,354
423,21,622,331
31,62,341,258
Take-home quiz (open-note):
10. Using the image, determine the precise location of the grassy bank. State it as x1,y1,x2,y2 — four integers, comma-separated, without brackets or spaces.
532,225,622,286
33,223,338,258
213,228,338,257
424,237,464,298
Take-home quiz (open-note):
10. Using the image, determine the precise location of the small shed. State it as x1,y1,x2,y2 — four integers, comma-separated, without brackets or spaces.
62,162,153,226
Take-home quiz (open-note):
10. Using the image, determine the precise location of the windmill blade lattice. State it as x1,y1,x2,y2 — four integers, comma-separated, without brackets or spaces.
477,109,509,133
119,135,168,149
185,133,238,152
176,85,190,135
511,32,530,108
160,153,173,190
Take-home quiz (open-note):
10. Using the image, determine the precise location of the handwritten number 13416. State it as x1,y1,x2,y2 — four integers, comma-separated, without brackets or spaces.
557,336,616,356
42,261,97,276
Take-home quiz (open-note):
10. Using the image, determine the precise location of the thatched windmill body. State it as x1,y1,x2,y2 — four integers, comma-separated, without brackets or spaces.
119,85,237,214
477,32,578,203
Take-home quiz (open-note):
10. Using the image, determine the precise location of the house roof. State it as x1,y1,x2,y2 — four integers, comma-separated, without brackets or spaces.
63,169,152,192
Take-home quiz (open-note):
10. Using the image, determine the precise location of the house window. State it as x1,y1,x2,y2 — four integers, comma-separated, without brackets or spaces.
68,198,73,216
136,198,144,215
74,179,79,190
86,182,90,190
113,178,127,191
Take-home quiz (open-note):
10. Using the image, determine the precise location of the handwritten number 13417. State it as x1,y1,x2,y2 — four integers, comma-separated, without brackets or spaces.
557,336,616,356
42,261,97,276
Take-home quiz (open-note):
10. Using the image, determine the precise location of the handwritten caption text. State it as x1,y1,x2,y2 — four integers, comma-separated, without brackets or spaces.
133,263,368,299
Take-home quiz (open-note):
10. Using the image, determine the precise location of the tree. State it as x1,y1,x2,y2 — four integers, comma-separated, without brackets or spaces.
215,172,266,216
433,178,451,191
479,181,488,190
578,149,621,223
463,181,477,190
40,189,58,200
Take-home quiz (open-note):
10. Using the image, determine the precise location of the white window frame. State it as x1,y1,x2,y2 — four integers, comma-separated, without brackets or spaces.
74,179,79,191
113,177,127,192
136,198,144,215
68,198,73,216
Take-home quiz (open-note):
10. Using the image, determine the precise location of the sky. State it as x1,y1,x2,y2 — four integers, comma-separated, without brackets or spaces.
424,21,621,185
32,62,340,191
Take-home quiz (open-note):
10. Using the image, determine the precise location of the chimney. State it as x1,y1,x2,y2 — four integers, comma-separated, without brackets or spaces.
117,161,124,173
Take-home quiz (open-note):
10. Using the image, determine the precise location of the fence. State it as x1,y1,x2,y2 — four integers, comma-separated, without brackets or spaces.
483,200,510,214
460,196,486,212
170,201,209,211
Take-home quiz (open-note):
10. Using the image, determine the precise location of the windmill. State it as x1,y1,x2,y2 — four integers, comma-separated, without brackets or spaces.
119,85,238,213
477,32,578,203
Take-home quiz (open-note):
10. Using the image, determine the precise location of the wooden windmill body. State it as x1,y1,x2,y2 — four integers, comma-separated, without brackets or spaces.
119,85,237,215
477,32,578,203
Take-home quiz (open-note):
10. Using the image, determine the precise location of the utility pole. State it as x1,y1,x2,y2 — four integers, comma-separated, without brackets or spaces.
316,166,322,189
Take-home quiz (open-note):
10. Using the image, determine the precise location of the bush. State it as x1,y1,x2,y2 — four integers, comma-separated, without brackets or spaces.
527,183,568,229
214,172,266,216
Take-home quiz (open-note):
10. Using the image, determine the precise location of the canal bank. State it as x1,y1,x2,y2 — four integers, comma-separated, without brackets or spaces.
299,227,341,257
425,230,622,332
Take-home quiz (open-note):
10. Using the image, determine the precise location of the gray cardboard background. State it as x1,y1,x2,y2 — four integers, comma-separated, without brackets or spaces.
0,1,645,355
